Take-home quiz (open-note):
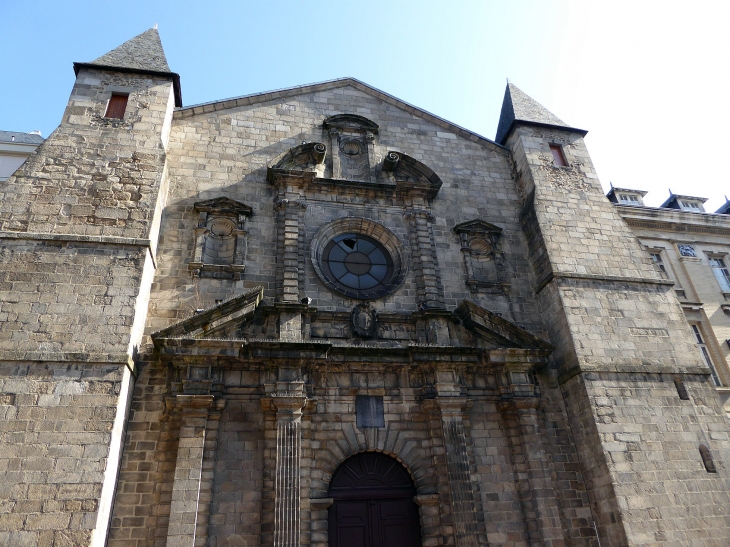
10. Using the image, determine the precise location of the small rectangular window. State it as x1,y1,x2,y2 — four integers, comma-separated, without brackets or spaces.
709,257,730,292
619,194,640,204
679,200,703,212
105,94,128,119
691,324,721,386
650,252,668,278
549,144,567,167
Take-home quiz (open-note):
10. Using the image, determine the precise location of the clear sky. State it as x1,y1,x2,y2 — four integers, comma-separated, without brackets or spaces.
1,1,728,211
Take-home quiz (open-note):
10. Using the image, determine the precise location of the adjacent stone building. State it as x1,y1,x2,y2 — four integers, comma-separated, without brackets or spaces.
609,187,730,414
1,28,729,547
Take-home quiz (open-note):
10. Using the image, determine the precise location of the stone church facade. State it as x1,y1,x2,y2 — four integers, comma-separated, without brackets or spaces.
0,29,729,547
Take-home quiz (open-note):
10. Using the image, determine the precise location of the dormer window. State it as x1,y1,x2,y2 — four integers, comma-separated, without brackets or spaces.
549,144,567,167
618,193,641,205
679,199,704,212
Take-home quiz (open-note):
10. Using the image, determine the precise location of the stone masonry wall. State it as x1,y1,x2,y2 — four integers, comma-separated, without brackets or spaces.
509,126,663,287
0,362,125,547
0,239,147,356
0,68,173,240
509,122,730,545
563,370,730,545
0,63,176,547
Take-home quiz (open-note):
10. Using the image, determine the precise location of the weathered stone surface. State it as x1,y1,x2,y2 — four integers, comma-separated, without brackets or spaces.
2,30,729,547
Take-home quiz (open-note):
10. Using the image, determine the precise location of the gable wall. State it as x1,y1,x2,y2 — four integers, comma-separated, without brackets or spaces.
147,86,545,336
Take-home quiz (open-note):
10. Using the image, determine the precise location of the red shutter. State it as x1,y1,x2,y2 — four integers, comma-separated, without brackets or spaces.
105,95,128,119
549,144,567,166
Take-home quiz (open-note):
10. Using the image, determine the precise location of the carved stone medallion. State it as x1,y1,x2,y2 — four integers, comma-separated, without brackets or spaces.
352,302,377,338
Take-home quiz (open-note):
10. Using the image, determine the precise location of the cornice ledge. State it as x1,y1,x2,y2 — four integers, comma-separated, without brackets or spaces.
0,230,150,247
559,362,712,384
537,271,673,293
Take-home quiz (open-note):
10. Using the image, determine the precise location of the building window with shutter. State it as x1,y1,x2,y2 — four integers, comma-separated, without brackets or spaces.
105,94,128,119
709,257,730,292
549,144,567,167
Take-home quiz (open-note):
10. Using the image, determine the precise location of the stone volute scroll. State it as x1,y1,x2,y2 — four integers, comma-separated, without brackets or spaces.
266,141,328,182
188,197,253,280
382,150,443,201
453,220,508,293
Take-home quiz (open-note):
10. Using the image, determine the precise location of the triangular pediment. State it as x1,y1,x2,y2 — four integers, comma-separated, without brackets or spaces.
152,291,551,357
453,220,503,236
454,300,552,351
152,286,264,342
194,197,253,217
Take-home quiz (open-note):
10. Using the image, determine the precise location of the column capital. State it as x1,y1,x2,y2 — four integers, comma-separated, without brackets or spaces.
270,393,308,418
176,394,215,412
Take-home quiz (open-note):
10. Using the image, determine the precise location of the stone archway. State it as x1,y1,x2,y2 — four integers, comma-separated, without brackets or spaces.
328,452,422,547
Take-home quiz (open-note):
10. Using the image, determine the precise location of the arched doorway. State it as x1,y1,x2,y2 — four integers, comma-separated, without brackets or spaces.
328,452,422,547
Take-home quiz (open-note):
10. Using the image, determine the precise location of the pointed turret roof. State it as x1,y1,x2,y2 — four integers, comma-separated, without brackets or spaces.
90,28,171,73
495,82,586,144
73,28,181,106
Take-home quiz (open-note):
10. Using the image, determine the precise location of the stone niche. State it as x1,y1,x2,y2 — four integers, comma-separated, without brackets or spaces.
453,219,508,293
323,114,379,181
188,197,253,280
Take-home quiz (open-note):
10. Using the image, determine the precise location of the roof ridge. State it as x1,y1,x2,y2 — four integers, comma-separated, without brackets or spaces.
175,77,507,151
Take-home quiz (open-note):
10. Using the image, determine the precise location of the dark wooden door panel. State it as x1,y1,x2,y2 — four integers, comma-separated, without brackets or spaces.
329,453,422,547
330,500,369,547
376,498,416,547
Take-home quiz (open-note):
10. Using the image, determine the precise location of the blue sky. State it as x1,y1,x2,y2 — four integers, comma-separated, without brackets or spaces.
2,1,728,210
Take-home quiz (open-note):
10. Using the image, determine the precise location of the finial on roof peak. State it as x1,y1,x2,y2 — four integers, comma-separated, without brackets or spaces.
154,23,158,30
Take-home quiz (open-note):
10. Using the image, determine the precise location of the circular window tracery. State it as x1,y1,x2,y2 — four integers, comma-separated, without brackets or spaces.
322,234,394,295
311,219,407,300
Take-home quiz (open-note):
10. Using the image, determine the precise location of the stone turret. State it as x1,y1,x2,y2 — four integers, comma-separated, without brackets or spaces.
500,83,730,545
0,28,178,547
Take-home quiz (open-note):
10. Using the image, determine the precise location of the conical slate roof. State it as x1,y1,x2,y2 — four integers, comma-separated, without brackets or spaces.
495,83,585,144
89,28,171,73
73,28,182,107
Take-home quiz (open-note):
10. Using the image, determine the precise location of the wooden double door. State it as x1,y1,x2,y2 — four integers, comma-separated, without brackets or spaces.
328,452,421,547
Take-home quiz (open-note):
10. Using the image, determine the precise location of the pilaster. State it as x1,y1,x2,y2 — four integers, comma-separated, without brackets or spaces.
166,394,216,547
261,375,308,547
498,365,564,546
425,370,483,547
405,206,445,310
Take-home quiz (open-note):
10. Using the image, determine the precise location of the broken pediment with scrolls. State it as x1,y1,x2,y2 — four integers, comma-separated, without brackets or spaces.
151,288,552,366
266,114,442,200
